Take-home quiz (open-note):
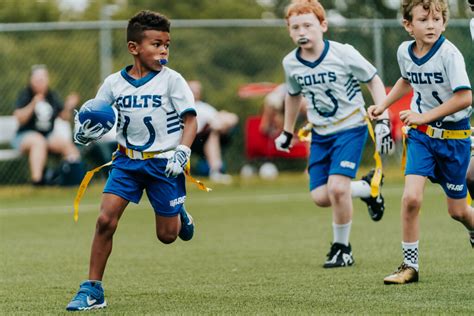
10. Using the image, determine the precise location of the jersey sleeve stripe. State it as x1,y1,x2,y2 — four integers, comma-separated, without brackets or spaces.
179,108,197,117
288,91,301,96
453,86,472,93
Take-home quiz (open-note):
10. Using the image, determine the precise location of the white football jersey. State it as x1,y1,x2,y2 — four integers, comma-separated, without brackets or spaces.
96,66,196,152
283,40,377,135
397,36,472,122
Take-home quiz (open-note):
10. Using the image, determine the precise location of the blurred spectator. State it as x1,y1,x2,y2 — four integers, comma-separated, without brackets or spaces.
12,64,81,185
259,83,307,137
188,80,238,184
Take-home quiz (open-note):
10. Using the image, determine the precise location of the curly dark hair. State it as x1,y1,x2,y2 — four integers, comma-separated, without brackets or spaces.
401,0,448,22
127,10,170,43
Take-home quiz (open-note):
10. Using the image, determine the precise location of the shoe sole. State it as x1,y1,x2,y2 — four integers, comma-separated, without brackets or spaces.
323,263,354,269
323,260,355,269
383,275,419,285
67,301,107,311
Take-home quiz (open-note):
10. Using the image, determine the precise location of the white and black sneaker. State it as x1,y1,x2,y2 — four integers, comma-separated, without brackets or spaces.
360,169,385,221
323,243,354,268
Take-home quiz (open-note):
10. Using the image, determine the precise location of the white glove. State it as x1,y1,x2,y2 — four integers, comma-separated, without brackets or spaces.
274,130,293,153
165,145,191,178
374,119,395,155
73,111,106,146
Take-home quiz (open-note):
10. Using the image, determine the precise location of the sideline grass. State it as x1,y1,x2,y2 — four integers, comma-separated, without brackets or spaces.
1,171,473,314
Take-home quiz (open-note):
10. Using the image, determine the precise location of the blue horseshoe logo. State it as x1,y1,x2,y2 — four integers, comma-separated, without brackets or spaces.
123,115,156,151
309,89,339,118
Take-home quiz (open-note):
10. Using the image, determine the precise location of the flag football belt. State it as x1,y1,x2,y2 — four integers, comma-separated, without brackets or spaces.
409,125,471,140
72,145,212,222
297,108,362,141
117,144,170,159
296,108,383,198
400,124,471,172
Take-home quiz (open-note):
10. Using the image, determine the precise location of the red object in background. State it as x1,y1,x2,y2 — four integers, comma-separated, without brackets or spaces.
245,115,309,159
386,88,412,142
238,82,279,99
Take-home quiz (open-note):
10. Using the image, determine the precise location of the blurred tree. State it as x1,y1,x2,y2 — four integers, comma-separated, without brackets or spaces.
80,0,266,20
272,0,397,19
272,0,471,19
1,0,471,22
0,0,61,22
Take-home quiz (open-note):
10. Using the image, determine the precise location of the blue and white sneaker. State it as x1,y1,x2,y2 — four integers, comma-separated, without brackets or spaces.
66,281,107,311
179,206,194,241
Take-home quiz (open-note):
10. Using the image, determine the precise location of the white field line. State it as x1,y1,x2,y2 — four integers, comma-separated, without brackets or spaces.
0,185,442,216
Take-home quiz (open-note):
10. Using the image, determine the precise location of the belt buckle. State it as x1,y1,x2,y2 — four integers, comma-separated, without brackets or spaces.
129,149,142,160
429,126,444,139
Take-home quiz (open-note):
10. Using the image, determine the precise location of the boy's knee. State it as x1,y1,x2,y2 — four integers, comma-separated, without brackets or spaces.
447,205,467,222
310,190,330,207
402,192,422,211
311,195,330,207
96,213,118,235
156,232,178,244
327,183,349,202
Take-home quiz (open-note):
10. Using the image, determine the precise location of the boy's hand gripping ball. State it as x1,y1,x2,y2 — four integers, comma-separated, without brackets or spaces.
73,99,115,146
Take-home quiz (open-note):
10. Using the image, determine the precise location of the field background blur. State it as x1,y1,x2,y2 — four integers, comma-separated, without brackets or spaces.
0,0,473,184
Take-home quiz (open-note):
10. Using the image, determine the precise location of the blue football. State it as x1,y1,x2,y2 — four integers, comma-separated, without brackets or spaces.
78,99,115,132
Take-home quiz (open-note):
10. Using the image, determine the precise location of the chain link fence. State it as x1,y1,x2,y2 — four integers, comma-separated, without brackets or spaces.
0,19,472,185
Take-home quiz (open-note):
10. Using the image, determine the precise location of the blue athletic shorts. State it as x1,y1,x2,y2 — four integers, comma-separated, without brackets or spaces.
103,152,186,216
308,125,368,191
405,119,471,199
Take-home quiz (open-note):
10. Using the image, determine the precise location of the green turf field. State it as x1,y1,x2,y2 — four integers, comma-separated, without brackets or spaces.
1,170,473,314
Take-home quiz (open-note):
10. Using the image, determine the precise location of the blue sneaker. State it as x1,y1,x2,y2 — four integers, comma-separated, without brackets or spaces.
179,207,194,241
66,281,107,311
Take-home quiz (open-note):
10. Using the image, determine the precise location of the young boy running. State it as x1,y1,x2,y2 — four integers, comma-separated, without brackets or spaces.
368,0,474,284
275,0,394,268
66,10,197,310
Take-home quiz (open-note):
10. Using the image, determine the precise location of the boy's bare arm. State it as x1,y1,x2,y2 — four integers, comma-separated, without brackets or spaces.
366,74,389,120
180,113,197,147
368,78,412,120
400,89,472,126
283,94,303,134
